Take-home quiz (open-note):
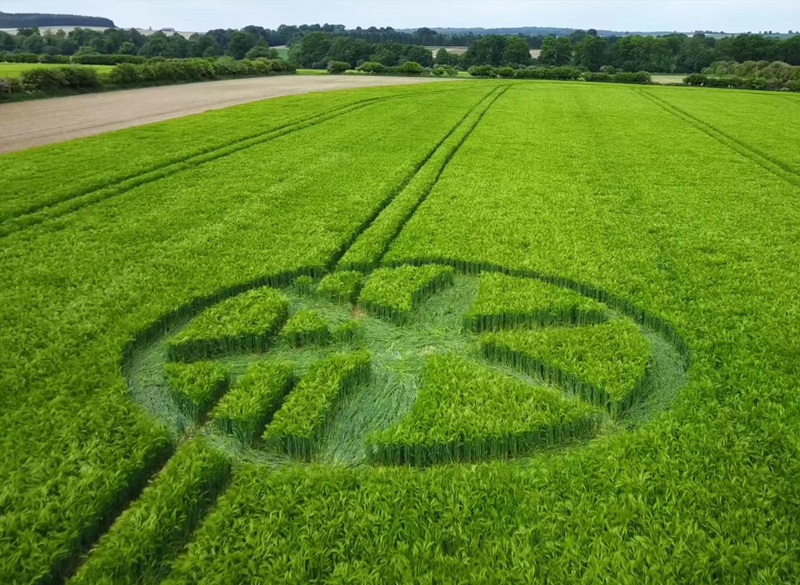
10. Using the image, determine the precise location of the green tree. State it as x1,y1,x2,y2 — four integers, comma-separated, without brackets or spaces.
226,32,257,59
540,36,572,66
288,31,331,67
503,36,532,66
435,47,457,65
573,34,606,71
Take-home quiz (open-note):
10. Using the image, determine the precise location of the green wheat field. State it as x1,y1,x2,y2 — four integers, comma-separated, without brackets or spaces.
3,79,800,583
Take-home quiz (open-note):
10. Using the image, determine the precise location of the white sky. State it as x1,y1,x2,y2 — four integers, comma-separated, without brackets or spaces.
3,1,799,34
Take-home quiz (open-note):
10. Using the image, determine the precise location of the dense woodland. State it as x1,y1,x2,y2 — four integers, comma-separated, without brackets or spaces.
1,23,799,73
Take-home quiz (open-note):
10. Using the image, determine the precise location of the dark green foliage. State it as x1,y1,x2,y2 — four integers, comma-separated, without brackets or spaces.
280,309,330,347
684,73,708,86
355,61,385,74
19,65,101,91
163,361,229,421
482,320,651,414
72,54,146,65
166,287,289,362
317,271,363,303
468,64,496,77
263,351,371,458
327,60,351,74
211,361,295,442
358,265,454,323
71,438,230,585
464,272,608,331
395,61,424,75
368,353,600,465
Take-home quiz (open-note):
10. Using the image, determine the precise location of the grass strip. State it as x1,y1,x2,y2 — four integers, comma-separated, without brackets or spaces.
464,272,608,331
358,265,454,323
211,361,295,443
69,437,231,585
482,319,651,415
163,361,229,421
367,353,599,466
263,350,371,458
166,287,288,362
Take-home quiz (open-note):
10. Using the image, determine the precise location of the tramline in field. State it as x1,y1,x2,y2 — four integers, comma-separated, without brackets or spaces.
3,78,800,583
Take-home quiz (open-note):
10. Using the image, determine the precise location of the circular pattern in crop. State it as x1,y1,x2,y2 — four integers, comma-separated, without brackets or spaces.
125,263,688,467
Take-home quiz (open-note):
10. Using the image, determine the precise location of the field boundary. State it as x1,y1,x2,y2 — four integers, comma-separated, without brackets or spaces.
0,87,465,239
638,89,800,189
338,85,510,271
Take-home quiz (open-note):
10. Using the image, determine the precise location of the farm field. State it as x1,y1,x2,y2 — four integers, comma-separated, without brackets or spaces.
0,74,458,153
0,61,114,77
2,79,800,583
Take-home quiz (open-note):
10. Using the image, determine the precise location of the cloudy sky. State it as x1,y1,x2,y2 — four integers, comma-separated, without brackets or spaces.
4,1,799,33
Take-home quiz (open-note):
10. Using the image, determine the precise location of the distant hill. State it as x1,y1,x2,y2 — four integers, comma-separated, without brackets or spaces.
0,11,114,29
401,26,794,39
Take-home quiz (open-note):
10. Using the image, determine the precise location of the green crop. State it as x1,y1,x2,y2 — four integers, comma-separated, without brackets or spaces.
464,271,608,331
482,319,651,413
166,287,289,361
163,361,229,421
280,309,330,347
211,361,294,442
368,353,599,465
0,84,494,583
70,438,230,585
316,270,364,303
5,79,800,583
263,350,371,458
331,319,363,343
358,264,454,322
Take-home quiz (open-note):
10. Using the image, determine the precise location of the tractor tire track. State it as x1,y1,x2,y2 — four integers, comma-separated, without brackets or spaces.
1,87,466,240
637,89,800,189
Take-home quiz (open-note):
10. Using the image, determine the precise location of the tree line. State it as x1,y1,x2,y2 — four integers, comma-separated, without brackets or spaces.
1,25,799,73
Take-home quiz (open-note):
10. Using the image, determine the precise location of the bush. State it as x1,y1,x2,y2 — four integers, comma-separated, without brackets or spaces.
327,60,351,74
468,65,496,78
683,73,708,86
432,65,457,77
357,61,385,74
611,70,651,84
245,45,279,60
395,61,424,76
497,66,515,78
513,66,581,80
37,54,69,64
7,52,39,63
20,67,65,91
0,77,22,94
60,66,102,89
73,53,145,65
788,79,800,92
599,65,617,74
583,72,613,82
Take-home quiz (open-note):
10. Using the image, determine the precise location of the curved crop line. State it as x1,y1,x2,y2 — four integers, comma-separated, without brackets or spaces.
57,88,500,583
0,87,466,240
637,89,800,189
382,257,692,370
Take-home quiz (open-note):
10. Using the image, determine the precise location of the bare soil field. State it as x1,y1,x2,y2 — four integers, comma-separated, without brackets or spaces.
0,74,459,153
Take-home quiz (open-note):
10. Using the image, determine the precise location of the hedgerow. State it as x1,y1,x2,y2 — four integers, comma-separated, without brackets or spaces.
280,309,330,347
166,287,289,361
211,361,295,442
358,265,454,323
367,353,600,465
464,272,608,331
316,270,363,303
263,351,371,458
482,319,651,414
163,361,229,421
71,438,230,585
